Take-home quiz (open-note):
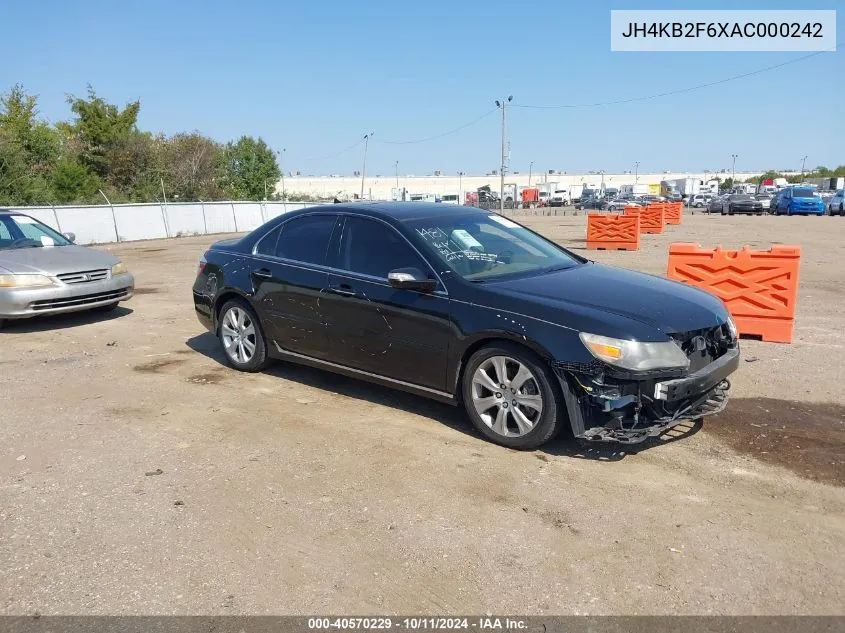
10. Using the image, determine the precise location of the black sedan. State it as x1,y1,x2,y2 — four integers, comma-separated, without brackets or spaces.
193,203,739,448
720,194,764,216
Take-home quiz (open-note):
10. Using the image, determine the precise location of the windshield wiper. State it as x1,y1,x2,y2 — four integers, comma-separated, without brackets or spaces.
542,265,572,274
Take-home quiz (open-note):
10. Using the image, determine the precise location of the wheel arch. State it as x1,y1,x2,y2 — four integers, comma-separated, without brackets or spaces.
212,288,254,330
452,333,557,403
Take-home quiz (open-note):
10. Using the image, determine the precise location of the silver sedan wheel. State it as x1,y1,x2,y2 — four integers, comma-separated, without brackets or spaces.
471,356,544,438
221,306,257,364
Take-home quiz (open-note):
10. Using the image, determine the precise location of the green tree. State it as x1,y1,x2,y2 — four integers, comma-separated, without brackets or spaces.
220,136,280,200
63,86,141,180
160,132,224,201
50,157,101,204
0,85,60,205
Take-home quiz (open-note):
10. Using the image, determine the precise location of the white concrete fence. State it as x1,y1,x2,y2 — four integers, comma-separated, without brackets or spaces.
7,201,326,245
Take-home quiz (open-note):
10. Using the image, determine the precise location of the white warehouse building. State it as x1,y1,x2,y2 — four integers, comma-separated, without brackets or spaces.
276,170,776,202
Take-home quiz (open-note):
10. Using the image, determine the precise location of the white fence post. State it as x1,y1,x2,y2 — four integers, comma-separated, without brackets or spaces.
231,202,239,233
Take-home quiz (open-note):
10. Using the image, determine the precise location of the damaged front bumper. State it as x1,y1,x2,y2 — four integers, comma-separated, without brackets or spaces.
554,346,740,444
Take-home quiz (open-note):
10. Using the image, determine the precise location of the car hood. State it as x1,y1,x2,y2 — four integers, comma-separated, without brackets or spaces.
0,245,119,276
477,263,729,340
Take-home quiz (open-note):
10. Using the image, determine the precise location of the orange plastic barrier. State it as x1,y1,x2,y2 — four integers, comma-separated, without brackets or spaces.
624,206,665,234
586,213,640,251
666,243,801,343
664,202,683,225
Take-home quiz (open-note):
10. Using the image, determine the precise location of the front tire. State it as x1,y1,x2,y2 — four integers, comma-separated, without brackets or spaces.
461,343,563,449
218,299,269,372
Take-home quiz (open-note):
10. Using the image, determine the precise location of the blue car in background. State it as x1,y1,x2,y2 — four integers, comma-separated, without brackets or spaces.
771,186,826,216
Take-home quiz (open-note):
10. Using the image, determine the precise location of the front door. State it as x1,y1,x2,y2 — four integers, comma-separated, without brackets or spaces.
321,215,453,392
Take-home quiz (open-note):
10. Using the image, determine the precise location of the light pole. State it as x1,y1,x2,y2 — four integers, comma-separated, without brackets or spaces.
634,161,640,183
279,148,286,200
495,96,513,213
528,161,534,187
360,132,374,200
458,171,464,205
395,160,399,188
800,155,808,180
730,154,738,187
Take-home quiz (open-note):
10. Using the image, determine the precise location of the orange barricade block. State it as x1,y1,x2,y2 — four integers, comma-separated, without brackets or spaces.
586,213,640,251
667,243,801,343
664,202,683,225
624,206,665,234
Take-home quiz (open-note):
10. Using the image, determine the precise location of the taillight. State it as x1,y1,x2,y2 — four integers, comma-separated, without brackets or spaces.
197,257,207,276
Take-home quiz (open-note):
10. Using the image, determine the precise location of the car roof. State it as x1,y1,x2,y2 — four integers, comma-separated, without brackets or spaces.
294,201,490,223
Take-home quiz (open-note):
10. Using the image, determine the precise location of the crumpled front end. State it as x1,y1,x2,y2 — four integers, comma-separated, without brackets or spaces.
554,323,740,444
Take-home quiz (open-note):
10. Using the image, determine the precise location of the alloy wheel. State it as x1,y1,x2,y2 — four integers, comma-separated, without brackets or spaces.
221,306,257,364
471,356,544,437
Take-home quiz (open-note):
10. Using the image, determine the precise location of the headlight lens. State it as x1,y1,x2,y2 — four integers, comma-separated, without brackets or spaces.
111,262,128,276
579,332,690,371
0,274,55,288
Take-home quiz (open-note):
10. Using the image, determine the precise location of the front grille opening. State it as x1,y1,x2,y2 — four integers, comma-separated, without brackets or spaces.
30,289,129,311
57,269,109,284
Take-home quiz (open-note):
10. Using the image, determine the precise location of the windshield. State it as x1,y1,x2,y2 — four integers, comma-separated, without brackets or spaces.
0,214,71,249
731,195,752,201
792,188,817,198
408,213,583,282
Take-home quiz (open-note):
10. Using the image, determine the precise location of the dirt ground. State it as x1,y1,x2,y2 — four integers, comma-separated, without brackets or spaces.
1,213,843,615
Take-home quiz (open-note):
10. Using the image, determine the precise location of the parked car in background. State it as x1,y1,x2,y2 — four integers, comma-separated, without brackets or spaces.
193,202,739,448
827,189,845,216
721,194,764,215
577,196,604,210
754,194,772,211
707,195,730,214
687,194,712,208
0,210,134,328
771,187,825,216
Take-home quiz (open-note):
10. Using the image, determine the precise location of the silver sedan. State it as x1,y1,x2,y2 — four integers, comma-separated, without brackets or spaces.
0,211,134,327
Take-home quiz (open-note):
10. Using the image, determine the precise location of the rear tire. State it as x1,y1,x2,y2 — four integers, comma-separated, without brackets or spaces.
217,299,269,372
461,342,563,449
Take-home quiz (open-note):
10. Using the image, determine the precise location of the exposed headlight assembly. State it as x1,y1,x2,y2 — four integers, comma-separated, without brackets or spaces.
111,262,128,276
726,316,738,341
0,274,55,288
579,332,690,372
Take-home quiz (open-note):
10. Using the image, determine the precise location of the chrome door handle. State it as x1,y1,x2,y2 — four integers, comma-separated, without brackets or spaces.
328,285,356,297
253,268,272,279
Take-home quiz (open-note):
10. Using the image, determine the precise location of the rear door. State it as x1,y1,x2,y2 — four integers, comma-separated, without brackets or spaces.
250,213,340,360
321,215,453,391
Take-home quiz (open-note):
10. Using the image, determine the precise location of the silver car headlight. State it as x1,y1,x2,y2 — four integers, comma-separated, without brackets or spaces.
111,262,129,276
579,332,690,371
0,274,55,288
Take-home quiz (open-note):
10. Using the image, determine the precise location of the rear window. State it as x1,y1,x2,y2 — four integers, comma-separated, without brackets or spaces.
792,188,817,198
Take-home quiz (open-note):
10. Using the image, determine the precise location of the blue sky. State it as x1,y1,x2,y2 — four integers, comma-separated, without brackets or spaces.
2,0,842,176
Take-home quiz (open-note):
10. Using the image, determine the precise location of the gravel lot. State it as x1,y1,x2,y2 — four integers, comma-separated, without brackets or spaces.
1,212,843,615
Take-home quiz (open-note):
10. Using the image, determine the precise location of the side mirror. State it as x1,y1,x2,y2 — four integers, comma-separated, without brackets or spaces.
63,232,76,243
387,267,437,293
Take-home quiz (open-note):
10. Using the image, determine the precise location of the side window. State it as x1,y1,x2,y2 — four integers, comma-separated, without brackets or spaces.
340,216,431,280
275,215,337,265
254,225,281,257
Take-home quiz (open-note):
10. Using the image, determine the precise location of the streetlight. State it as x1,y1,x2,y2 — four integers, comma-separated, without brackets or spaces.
360,132,374,200
730,154,738,186
276,148,286,200
395,160,399,188
495,96,513,213
800,155,808,180
458,171,464,205
634,161,640,183
528,161,534,187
